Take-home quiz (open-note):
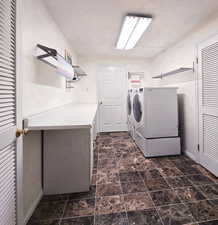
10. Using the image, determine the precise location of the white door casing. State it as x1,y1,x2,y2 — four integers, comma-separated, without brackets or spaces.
198,34,218,176
0,0,23,224
97,65,128,132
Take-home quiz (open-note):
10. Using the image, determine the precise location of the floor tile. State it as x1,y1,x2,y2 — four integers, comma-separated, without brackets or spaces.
199,220,218,225
198,184,218,199
123,192,154,211
92,168,97,175
188,199,218,223
139,169,162,180
96,171,120,184
41,194,69,202
119,163,137,172
187,175,215,186
68,186,96,200
96,195,125,215
27,219,60,225
159,167,183,177
119,153,138,165
135,161,157,171
63,198,95,218
96,183,122,197
177,165,203,175
60,216,94,225
185,223,199,225
151,158,175,168
95,212,128,225
161,160,177,168
97,166,119,173
165,176,193,188
144,177,170,191
98,151,116,160
119,171,143,183
121,181,147,194
98,159,118,169
173,158,197,168
98,158,117,166
127,208,162,225
31,200,66,221
158,203,195,225
150,189,181,206
175,186,206,203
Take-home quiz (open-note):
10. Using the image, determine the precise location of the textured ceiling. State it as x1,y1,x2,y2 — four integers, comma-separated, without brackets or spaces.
44,0,218,59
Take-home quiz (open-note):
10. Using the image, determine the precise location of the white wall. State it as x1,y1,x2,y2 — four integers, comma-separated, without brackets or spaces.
150,12,218,161
78,56,152,103
22,0,79,222
22,0,79,118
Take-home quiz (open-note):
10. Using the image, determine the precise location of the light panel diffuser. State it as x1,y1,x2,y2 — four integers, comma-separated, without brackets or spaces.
116,15,152,50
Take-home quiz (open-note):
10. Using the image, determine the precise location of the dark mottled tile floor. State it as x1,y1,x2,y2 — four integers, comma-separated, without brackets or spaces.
28,132,218,225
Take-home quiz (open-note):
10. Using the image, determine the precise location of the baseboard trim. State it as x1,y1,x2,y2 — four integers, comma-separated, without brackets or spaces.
185,151,198,163
24,189,43,225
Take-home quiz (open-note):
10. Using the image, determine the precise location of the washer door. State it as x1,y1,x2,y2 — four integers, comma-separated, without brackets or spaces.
133,93,142,122
127,93,131,116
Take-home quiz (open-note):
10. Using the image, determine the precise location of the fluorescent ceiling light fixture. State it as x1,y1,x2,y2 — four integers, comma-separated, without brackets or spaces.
116,15,152,50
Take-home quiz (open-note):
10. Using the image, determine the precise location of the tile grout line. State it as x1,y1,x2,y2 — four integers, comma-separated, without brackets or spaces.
146,190,165,225
59,197,69,225
119,171,130,225
94,140,100,225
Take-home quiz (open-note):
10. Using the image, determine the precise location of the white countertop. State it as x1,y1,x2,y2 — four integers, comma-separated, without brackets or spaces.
24,103,98,130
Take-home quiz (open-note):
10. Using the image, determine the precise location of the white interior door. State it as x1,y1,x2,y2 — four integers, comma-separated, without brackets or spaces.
0,0,23,224
198,34,218,176
97,65,128,132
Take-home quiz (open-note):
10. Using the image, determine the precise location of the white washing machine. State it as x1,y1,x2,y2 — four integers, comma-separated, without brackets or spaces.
133,87,180,157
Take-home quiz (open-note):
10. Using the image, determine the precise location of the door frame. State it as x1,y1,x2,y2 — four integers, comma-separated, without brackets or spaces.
96,64,128,133
16,0,23,224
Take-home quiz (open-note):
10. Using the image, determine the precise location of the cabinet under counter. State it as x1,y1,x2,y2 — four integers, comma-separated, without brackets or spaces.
24,103,98,195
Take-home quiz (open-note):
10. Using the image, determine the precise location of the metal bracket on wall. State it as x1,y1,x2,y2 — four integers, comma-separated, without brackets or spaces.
36,44,88,77
152,65,195,79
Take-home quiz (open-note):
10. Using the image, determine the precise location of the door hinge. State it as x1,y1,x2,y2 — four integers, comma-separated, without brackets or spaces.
196,57,199,64
197,144,200,151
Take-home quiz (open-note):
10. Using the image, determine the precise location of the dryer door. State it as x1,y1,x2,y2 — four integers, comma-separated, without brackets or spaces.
133,93,142,123
127,92,132,116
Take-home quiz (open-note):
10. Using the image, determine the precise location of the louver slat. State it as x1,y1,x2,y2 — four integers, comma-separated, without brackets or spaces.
0,0,17,224
0,143,16,225
202,42,218,108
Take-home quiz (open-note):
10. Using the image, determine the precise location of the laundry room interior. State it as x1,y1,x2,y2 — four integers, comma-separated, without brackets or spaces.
1,0,218,225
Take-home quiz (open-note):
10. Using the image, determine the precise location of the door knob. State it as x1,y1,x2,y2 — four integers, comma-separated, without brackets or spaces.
16,128,29,138
99,101,103,105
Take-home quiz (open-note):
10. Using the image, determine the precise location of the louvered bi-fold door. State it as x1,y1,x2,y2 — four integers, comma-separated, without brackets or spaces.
0,0,18,225
198,34,218,176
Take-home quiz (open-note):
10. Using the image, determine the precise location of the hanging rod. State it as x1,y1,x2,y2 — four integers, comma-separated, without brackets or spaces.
152,66,194,79
35,44,87,78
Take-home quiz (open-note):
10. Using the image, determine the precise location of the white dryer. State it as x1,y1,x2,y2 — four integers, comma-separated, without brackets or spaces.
132,87,181,157
133,87,179,138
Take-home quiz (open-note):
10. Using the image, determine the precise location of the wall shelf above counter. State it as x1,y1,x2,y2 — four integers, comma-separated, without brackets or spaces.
152,66,194,79
35,44,87,79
